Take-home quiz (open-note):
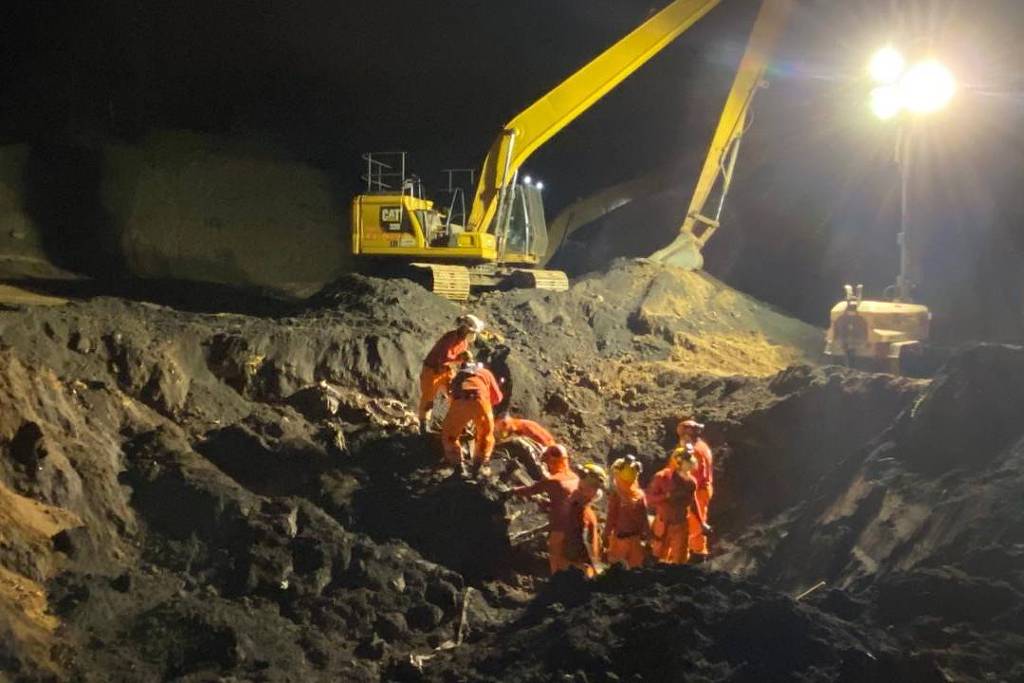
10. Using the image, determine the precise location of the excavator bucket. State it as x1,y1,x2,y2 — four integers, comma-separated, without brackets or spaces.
649,232,705,271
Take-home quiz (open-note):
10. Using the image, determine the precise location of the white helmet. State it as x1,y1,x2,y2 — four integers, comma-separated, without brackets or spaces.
457,314,485,334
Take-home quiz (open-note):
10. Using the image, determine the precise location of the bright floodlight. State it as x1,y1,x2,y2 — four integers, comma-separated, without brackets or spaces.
869,46,906,84
523,175,533,185
536,181,545,191
901,59,956,114
870,85,904,120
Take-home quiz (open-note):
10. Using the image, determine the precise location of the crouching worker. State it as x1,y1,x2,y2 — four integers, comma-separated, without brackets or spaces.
441,353,503,476
563,464,607,578
646,445,710,565
494,414,556,449
418,314,485,433
604,455,649,569
512,445,579,575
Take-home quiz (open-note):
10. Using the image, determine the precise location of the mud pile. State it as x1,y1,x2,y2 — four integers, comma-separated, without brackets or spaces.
420,565,942,683
0,261,1020,681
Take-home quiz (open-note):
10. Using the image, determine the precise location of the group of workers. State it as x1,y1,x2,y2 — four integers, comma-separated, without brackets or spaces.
418,314,715,576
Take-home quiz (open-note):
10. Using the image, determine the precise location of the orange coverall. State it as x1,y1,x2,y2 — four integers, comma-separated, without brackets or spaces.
441,367,503,466
564,491,601,577
646,467,705,564
495,416,556,447
687,439,714,556
417,330,469,420
514,469,580,574
604,483,649,568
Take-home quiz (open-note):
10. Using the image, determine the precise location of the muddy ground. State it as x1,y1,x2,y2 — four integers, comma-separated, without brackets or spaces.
0,260,1021,682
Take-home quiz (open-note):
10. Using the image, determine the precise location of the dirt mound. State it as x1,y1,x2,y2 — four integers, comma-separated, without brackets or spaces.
0,263,1020,681
419,565,941,683
714,344,1024,680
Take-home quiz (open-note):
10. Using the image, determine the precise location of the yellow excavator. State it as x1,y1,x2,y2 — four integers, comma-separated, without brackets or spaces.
647,0,931,370
350,0,725,300
351,0,930,367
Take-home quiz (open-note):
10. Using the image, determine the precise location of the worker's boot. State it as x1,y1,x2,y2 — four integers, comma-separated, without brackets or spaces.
689,553,710,565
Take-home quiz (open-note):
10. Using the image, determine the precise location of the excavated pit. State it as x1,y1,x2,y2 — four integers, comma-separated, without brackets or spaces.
0,260,1021,681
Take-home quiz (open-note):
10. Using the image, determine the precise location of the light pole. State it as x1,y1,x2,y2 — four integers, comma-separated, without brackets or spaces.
868,47,956,302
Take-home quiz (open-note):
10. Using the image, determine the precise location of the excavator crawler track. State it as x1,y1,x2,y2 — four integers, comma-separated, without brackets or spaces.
410,263,472,301
508,269,570,292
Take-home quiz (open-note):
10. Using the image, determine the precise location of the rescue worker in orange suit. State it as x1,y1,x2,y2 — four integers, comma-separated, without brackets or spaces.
604,455,649,569
562,464,608,577
678,419,714,561
418,314,485,433
512,445,580,575
646,445,710,565
494,414,556,448
494,413,556,480
441,354,503,476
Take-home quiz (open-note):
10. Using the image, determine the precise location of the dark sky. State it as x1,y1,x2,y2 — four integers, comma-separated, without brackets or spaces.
1,0,758,209
4,0,1024,334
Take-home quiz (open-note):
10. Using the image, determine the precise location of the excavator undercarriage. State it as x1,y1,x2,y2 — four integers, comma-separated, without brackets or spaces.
407,263,569,302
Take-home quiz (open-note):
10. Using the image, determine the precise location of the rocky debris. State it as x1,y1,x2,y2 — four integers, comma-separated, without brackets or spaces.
418,565,943,683
714,344,1024,680
0,263,1020,681
46,424,474,681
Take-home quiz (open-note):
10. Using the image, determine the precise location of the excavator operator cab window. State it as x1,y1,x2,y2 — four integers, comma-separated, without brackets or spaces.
415,209,448,247
504,184,549,260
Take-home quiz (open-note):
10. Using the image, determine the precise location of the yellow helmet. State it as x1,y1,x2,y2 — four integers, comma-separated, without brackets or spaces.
610,455,642,485
669,444,696,469
580,462,609,489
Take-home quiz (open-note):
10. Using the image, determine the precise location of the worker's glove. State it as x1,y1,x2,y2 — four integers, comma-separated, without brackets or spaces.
701,523,713,536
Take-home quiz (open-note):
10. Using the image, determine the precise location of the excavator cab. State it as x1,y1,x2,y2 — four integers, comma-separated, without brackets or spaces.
500,183,548,265
351,152,565,299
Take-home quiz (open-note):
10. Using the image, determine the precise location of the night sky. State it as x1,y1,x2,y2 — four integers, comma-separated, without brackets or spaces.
4,0,1024,335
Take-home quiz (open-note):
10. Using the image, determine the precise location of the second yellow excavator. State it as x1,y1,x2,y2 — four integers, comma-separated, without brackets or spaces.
647,0,932,370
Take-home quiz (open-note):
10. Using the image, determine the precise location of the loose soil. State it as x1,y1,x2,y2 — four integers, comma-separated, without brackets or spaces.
0,260,1019,682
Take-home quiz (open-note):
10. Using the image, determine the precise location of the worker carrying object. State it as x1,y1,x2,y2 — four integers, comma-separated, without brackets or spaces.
604,455,650,569
512,444,581,575
562,463,607,578
440,353,503,476
418,314,486,433
646,445,709,565
495,414,556,448
677,419,714,560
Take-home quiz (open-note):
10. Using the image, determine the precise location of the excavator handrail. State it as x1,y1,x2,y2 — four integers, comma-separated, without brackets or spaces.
465,0,724,235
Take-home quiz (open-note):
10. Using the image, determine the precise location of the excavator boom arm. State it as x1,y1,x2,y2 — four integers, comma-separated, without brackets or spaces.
651,0,795,267
466,0,724,234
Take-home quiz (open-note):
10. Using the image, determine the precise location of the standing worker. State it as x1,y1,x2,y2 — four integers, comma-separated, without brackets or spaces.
441,354,503,476
563,463,608,577
677,419,714,561
646,445,709,565
604,455,649,569
418,314,486,433
512,445,580,575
